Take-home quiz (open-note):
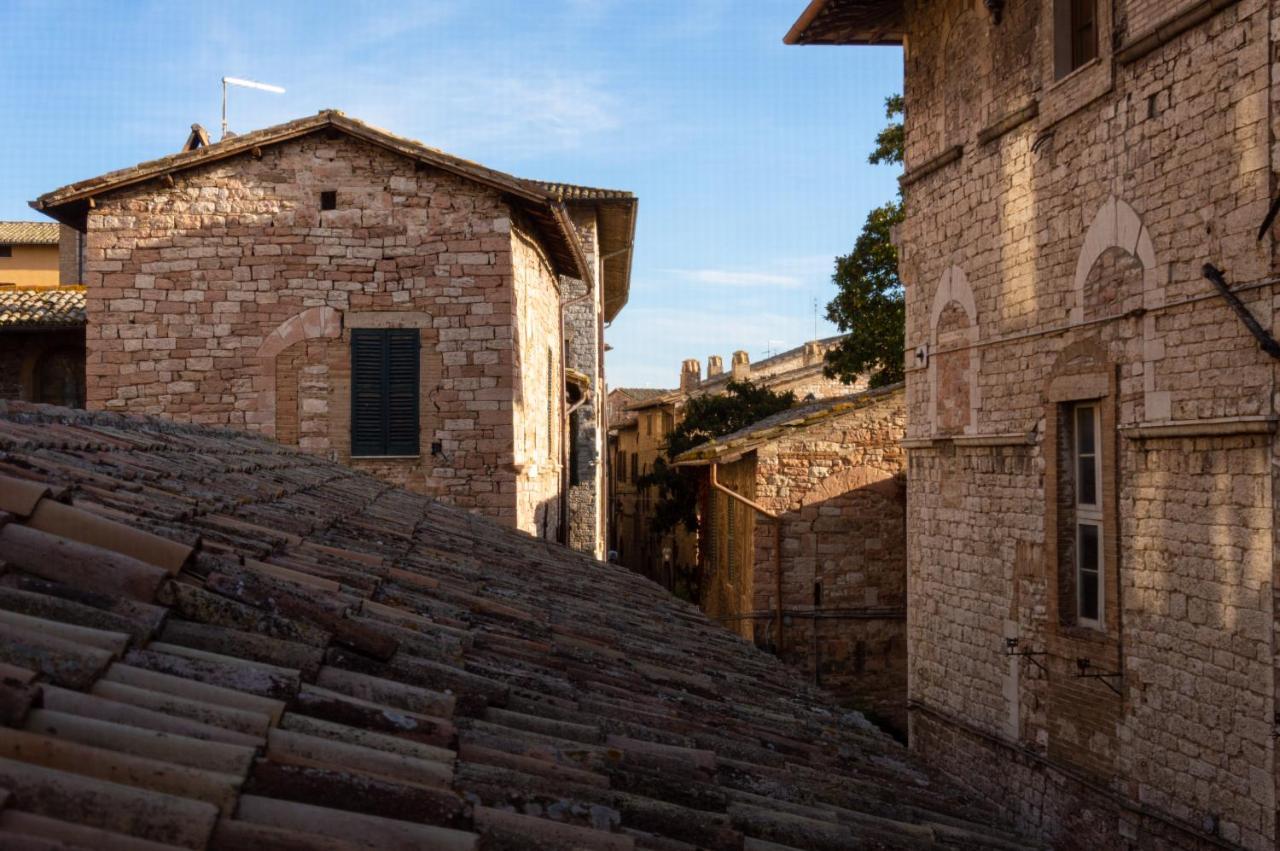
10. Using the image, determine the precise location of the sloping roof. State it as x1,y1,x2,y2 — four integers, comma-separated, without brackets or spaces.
674,383,905,466
783,0,905,45
30,110,591,284
0,287,86,331
538,182,637,323
0,222,60,246
0,402,1028,850
614,388,670,403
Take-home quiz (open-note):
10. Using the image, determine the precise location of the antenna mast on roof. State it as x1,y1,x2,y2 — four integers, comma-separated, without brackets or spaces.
221,77,286,140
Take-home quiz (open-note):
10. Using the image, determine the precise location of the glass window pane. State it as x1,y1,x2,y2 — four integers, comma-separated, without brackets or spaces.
1078,455,1097,505
1075,406,1095,454
1078,523,1100,621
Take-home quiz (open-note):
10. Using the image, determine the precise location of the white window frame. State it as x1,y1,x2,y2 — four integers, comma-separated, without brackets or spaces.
1073,403,1103,629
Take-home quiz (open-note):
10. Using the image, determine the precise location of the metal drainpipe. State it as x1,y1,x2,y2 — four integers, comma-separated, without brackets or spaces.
709,462,785,655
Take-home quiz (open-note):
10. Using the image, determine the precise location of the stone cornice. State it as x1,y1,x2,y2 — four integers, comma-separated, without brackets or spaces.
1115,0,1241,65
900,145,964,188
977,102,1039,146
1121,415,1277,440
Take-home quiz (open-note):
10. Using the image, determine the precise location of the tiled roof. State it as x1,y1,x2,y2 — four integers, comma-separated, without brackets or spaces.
615,388,671,403
0,287,86,330
537,182,635,202
674,383,905,465
32,111,591,285
0,402,1029,850
0,222,60,245
534,181,637,322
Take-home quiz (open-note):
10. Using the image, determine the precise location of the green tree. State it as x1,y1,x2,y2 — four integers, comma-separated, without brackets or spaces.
824,94,906,388
640,381,796,536
639,381,796,602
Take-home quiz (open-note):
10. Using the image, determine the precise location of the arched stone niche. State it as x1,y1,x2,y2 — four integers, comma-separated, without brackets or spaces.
929,265,980,435
251,306,343,438
1072,197,1167,421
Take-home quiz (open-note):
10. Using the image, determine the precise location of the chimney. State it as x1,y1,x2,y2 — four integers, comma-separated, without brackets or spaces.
731,350,750,381
680,359,702,392
804,341,824,365
706,355,724,378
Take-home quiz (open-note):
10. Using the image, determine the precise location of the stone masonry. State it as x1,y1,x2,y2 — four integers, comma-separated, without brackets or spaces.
789,1,1280,848
679,385,908,731
32,112,615,541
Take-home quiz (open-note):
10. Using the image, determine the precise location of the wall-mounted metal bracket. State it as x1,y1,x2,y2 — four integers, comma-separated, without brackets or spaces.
1075,657,1123,696
1004,637,1048,674
1202,265,1280,360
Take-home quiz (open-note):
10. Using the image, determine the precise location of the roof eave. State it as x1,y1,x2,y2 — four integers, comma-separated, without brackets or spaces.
30,110,592,281
783,0,905,46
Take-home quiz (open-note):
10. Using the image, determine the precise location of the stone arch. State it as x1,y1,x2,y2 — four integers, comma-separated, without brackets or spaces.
1072,198,1167,420
251,306,343,438
928,265,980,435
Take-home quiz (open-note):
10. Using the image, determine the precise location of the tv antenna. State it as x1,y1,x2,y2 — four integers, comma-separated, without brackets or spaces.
221,77,286,140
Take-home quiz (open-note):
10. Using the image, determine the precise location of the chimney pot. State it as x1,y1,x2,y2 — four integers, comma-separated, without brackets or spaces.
680,358,702,392
731,350,750,380
706,355,724,377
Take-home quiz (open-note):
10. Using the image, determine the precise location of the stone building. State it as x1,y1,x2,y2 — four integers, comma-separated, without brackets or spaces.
543,183,637,559
789,1,1279,848
674,385,907,731
0,222,87,406
606,337,862,584
0,222,60,289
31,110,635,543
0,288,87,406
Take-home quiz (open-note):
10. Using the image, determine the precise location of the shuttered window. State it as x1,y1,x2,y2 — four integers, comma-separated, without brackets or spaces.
350,329,420,457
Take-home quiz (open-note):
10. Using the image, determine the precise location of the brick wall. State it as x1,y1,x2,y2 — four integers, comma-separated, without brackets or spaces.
80,131,562,536
897,1,1276,847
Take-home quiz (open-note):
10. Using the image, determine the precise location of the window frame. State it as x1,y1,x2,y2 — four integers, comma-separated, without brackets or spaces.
1072,402,1104,629
1054,0,1099,80
349,328,421,458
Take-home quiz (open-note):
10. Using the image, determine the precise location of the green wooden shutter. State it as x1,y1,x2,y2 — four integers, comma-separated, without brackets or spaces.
385,329,420,456
350,329,420,456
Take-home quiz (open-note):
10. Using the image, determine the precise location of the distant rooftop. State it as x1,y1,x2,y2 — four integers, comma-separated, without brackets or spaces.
675,382,905,465
0,221,60,246
0,287,86,331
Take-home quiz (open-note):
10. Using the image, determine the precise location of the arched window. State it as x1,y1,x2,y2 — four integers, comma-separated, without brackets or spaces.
928,266,980,435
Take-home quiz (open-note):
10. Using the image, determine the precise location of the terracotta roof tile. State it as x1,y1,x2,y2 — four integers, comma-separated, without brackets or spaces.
0,287,86,331
536,181,635,202
0,222,60,245
0,400,1031,849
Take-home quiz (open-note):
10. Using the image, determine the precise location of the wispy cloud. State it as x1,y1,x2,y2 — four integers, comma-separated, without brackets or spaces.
666,268,802,288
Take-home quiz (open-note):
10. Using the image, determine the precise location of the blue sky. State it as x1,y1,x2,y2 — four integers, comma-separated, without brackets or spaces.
1,0,902,388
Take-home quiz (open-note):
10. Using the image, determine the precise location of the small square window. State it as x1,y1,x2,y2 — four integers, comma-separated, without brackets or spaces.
0,246,12,258
320,190,337,211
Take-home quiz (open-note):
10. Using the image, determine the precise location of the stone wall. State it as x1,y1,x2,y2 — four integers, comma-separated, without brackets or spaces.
897,1,1276,847
509,216,562,540
698,388,908,730
0,329,85,405
79,131,562,536
564,207,605,558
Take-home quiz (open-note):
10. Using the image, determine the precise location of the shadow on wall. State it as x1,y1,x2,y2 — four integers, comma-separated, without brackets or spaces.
755,474,908,736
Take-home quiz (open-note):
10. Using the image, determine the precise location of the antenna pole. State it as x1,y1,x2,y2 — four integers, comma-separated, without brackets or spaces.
221,78,228,140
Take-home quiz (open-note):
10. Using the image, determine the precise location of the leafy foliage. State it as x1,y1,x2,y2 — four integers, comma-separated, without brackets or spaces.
824,94,906,389
868,94,904,166
639,381,796,536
